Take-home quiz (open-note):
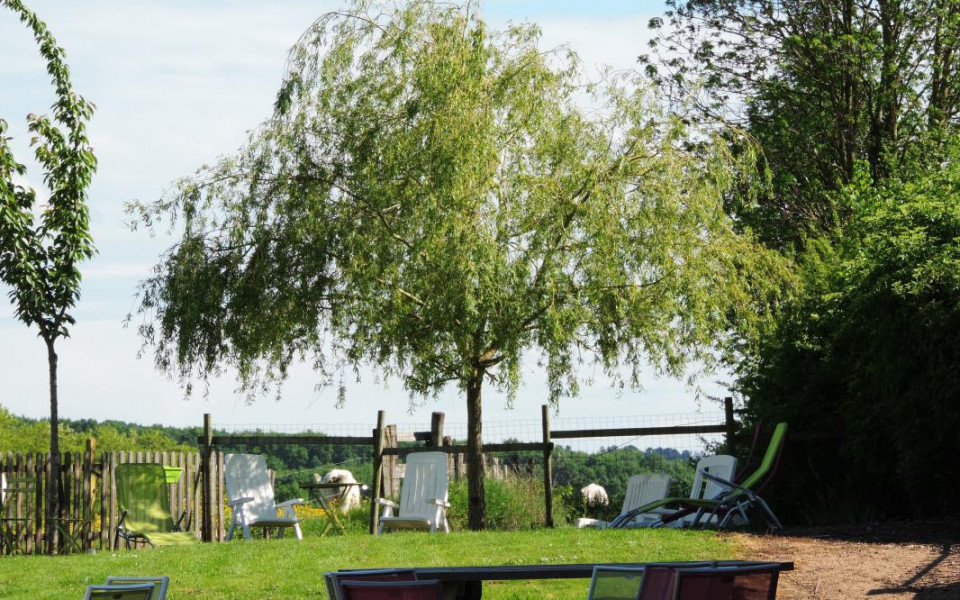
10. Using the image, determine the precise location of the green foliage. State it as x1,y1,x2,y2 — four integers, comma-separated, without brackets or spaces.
0,406,192,453
646,0,960,248
553,446,696,501
738,143,960,520
447,475,574,530
0,0,96,340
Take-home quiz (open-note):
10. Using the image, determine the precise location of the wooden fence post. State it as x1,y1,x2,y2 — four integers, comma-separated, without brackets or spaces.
83,439,96,552
724,397,737,455
542,404,554,528
383,425,398,497
201,414,213,542
370,410,386,535
430,412,444,447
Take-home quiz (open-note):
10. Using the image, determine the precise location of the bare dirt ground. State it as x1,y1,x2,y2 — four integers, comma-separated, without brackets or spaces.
734,520,960,599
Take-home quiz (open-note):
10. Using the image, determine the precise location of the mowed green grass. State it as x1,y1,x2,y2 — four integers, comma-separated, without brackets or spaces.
0,527,741,599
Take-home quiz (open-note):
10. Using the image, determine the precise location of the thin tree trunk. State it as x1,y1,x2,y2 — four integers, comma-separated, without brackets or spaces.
44,335,60,555
466,371,485,530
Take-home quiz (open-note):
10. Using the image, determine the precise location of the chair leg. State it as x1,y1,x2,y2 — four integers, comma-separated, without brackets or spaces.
756,497,784,530
293,523,303,540
226,515,237,541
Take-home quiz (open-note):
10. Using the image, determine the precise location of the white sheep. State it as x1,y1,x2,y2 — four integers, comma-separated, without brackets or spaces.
580,482,610,507
316,468,361,511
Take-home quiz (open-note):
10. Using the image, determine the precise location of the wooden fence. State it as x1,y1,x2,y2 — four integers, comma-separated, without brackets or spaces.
0,448,226,556
1,402,737,554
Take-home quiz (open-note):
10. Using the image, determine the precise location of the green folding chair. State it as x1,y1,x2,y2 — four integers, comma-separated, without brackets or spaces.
104,577,169,600
612,423,788,531
115,464,198,548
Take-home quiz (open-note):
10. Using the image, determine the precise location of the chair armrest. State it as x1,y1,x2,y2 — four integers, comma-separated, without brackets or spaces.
277,498,306,509
375,498,399,510
428,498,451,508
228,496,255,507
699,470,751,496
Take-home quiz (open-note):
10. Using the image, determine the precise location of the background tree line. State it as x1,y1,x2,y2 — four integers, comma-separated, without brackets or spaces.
0,405,705,515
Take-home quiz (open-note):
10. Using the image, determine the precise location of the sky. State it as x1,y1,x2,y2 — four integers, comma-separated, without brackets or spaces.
0,0,731,435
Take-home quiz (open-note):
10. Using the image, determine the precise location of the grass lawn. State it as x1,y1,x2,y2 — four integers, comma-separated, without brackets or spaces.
0,527,741,599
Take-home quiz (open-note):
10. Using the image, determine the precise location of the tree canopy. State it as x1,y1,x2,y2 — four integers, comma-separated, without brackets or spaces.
644,0,960,248
129,0,787,529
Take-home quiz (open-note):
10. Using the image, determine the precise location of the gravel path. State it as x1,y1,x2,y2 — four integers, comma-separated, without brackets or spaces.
734,520,960,598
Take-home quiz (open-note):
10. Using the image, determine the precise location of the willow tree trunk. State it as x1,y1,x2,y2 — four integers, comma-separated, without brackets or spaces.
44,335,60,554
466,372,485,530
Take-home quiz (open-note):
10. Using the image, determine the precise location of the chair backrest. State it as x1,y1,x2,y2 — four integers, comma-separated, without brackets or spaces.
224,454,278,520
635,566,678,600
115,464,175,536
670,563,781,600
83,584,156,600
621,475,671,516
737,423,788,492
588,566,646,600
398,452,449,519
104,577,169,600
339,580,444,600
689,455,738,501
327,570,418,600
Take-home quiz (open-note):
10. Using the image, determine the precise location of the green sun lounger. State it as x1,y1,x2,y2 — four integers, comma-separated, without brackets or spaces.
115,463,198,548
611,422,788,530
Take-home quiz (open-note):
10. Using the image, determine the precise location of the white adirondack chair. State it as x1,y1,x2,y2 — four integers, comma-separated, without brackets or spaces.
645,454,738,527
576,473,671,528
375,451,450,534
224,454,305,541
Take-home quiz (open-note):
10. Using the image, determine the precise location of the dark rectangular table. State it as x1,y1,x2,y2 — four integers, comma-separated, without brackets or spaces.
375,561,794,600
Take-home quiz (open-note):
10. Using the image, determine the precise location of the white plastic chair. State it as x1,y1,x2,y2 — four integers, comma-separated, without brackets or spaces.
641,455,738,528
577,474,672,528
375,452,450,534
224,454,305,541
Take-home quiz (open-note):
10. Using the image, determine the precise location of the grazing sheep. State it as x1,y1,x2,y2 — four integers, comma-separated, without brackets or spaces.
580,482,609,507
315,469,361,510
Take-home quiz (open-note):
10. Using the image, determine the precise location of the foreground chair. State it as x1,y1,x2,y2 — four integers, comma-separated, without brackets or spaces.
577,474,671,528
325,569,418,600
375,451,450,534
224,453,306,541
104,577,169,600
638,563,781,600
587,566,647,600
612,423,787,530
114,464,197,548
339,580,444,600
83,584,156,600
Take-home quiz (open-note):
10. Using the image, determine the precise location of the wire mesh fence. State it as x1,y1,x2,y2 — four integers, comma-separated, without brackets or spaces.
205,407,732,528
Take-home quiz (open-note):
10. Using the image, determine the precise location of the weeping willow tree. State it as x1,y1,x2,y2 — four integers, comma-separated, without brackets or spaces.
129,0,787,529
